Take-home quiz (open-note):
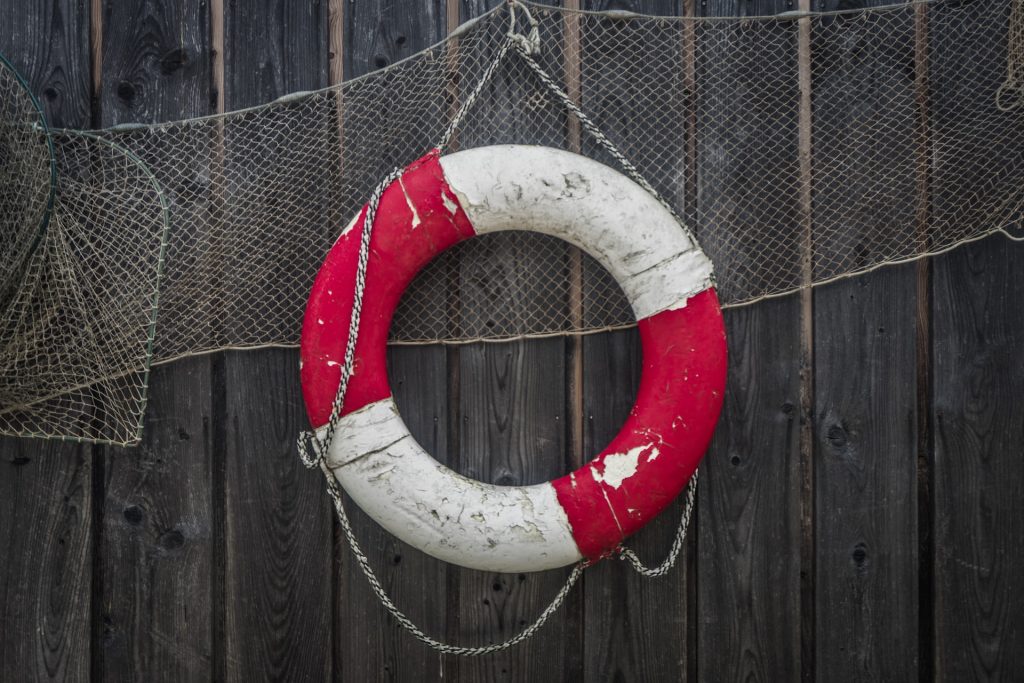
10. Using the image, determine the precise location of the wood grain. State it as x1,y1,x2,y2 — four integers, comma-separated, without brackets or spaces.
335,3,451,679
99,361,214,681
95,1,215,679
221,2,333,680
694,1,805,681
930,4,1024,678
811,1,921,679
576,1,697,681
0,3,92,681
0,438,92,681
931,237,1024,681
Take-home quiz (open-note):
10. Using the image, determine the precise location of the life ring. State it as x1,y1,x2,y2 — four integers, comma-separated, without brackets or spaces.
300,145,726,573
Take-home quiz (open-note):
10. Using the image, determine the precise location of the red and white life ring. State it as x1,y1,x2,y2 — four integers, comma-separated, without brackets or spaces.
301,145,726,573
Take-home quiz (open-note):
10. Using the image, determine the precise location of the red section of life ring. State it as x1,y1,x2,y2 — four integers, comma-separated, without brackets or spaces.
301,146,726,571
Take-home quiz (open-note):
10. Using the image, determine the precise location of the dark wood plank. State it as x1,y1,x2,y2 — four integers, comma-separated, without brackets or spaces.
812,267,919,681
222,350,332,681
332,344,450,681
1,0,91,128
99,360,214,680
94,2,215,679
930,2,1024,678
811,2,920,679
221,2,333,680
0,4,92,680
0,439,93,681
331,1,452,679
574,1,699,681
694,1,805,681
699,299,804,683
455,335,575,680
931,238,1024,682
445,2,584,679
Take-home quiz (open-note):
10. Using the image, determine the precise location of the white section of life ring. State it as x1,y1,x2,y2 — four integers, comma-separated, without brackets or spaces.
321,398,583,573
438,145,714,320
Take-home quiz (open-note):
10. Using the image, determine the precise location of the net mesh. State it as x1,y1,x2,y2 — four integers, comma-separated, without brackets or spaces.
0,53,53,315
1,0,1023,444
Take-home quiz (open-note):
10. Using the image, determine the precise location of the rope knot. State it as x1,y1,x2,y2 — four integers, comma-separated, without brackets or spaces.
507,0,542,56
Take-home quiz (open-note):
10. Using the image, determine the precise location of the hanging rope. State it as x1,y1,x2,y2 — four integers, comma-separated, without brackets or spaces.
296,0,700,655
998,0,1024,110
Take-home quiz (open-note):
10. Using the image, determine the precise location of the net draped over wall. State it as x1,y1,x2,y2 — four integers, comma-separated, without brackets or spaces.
0,0,1022,444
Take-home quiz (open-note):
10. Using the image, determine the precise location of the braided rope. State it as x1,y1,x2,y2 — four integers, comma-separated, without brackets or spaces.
997,0,1024,110
296,0,701,654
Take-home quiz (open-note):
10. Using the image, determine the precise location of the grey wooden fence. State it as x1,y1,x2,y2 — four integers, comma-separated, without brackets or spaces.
1,0,1022,680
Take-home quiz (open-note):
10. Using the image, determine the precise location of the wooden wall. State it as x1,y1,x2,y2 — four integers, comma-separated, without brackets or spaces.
1,0,1023,680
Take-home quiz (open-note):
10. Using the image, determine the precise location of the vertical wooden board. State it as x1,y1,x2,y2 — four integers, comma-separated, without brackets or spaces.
811,2,920,680
698,299,804,682
446,2,584,679
0,439,92,681
0,0,91,128
95,2,215,679
694,2,805,681
222,349,332,681
454,337,575,680
931,238,1024,681
221,2,333,680
0,4,92,681
812,268,919,681
930,2,1024,678
330,344,450,681
333,1,451,679
575,2,695,682
99,360,214,681
582,326,706,682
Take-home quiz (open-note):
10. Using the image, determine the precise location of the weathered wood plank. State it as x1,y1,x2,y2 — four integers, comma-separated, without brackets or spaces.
455,336,576,680
0,4,92,680
99,361,214,680
930,2,1024,677
221,2,333,680
0,439,92,681
331,1,452,679
811,2,920,679
447,2,583,679
694,1,805,681
699,300,804,682
575,1,697,681
95,1,215,679
931,237,1024,681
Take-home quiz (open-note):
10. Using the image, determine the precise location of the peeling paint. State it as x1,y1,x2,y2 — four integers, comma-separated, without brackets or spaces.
303,147,725,572
441,189,458,215
591,444,653,489
398,176,422,228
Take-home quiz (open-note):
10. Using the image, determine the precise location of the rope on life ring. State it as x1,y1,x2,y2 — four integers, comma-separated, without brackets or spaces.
296,1,725,654
301,145,725,572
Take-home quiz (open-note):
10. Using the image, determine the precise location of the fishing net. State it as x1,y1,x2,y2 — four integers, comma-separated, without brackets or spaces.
0,53,54,316
1,0,1023,444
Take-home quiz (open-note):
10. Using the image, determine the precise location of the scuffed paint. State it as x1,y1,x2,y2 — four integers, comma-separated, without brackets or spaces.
321,397,582,573
439,145,714,320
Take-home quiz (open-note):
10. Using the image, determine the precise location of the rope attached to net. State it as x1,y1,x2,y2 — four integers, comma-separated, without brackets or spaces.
998,0,1024,110
296,0,700,655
